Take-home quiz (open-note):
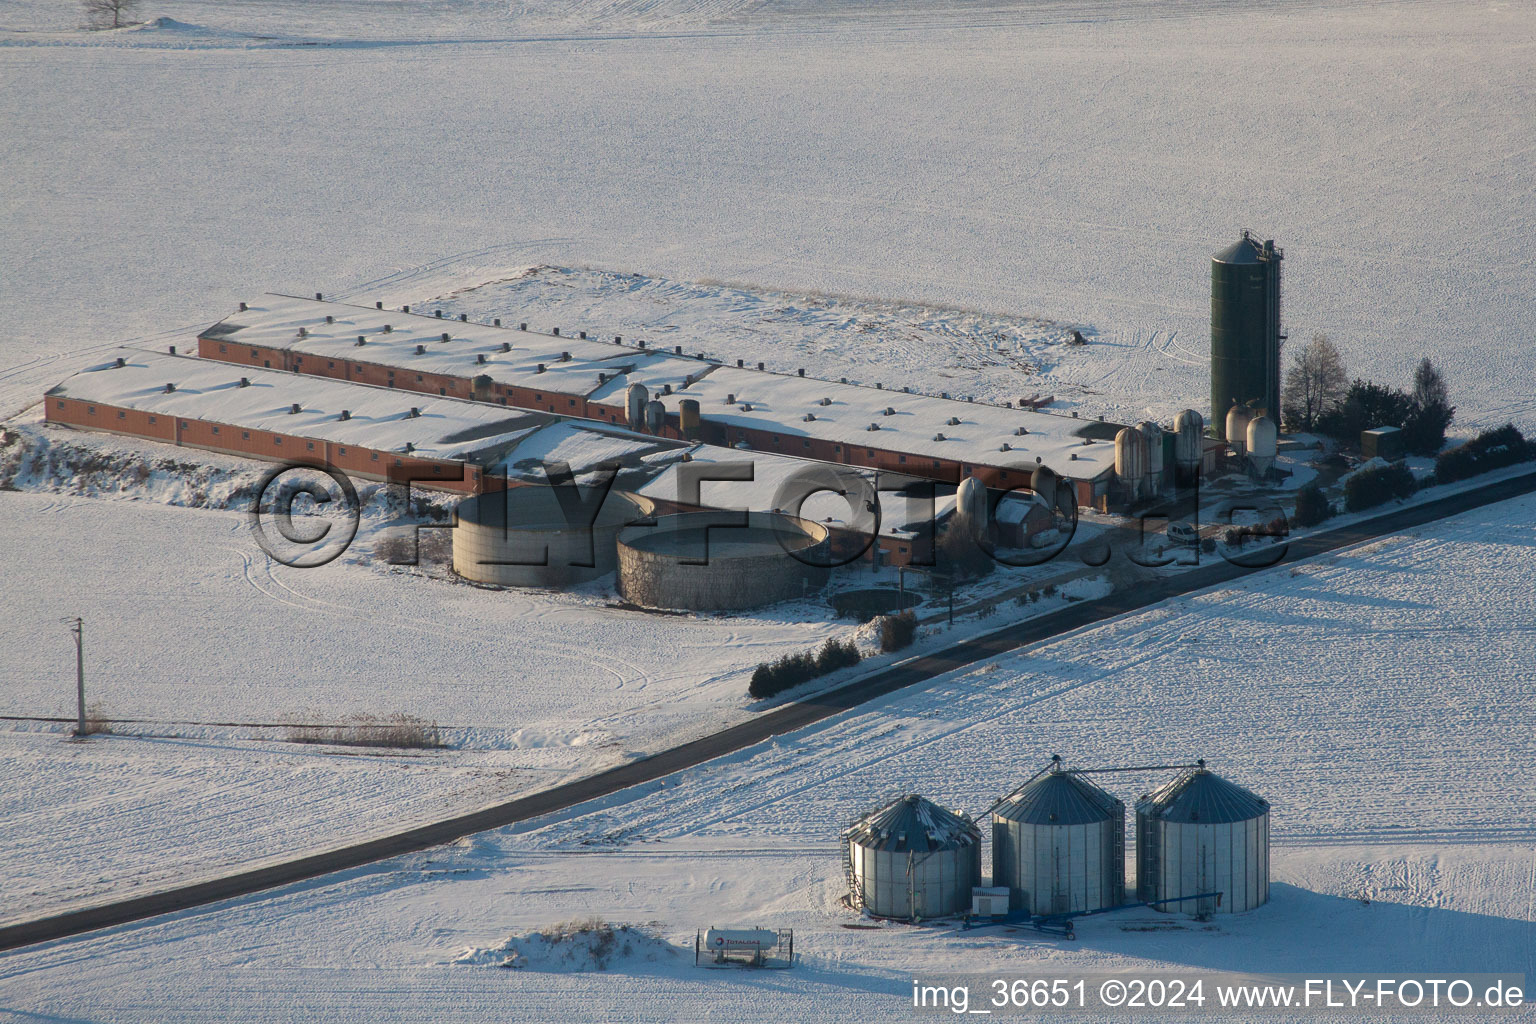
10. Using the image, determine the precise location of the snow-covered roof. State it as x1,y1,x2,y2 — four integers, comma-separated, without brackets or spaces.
497,421,678,481
49,349,550,461
199,295,1117,479
656,366,1117,478
202,294,707,400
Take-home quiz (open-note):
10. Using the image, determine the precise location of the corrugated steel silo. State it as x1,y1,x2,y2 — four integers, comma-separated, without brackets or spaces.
992,763,1125,916
845,795,982,921
1173,409,1204,487
1114,427,1147,498
1137,421,1165,496
1211,232,1283,435
1135,762,1270,916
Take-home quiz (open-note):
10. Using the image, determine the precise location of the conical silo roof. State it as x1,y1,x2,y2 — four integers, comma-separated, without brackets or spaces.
1137,767,1268,824
1212,234,1267,264
994,769,1122,826
844,794,980,853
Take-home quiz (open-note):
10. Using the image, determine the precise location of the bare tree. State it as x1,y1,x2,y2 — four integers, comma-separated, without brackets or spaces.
1282,332,1347,432
83,0,138,29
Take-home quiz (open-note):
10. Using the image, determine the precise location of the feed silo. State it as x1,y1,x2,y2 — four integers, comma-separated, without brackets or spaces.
991,762,1125,916
1135,762,1270,916
1173,409,1204,488
1137,421,1165,496
1246,415,1278,477
1211,231,1283,436
956,476,986,537
1030,464,1058,509
1225,403,1253,457
1114,427,1147,503
845,795,982,921
625,383,648,432
644,399,666,435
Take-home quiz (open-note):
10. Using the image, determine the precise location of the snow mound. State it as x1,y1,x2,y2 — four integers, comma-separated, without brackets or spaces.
452,920,675,972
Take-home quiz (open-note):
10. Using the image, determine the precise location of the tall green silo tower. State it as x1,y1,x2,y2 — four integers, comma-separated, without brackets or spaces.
1210,231,1283,438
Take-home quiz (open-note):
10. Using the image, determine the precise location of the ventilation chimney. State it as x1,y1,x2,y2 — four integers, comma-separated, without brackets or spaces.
404,442,414,453
819,397,831,406
169,345,177,355
614,335,622,344
493,318,502,327
726,393,736,404
840,377,848,384
356,336,366,346
876,382,883,390
289,403,301,414
797,368,805,377
579,331,587,340
339,409,351,421
477,353,487,364
756,362,765,371
459,313,468,322
239,301,248,312
1015,426,1027,436
536,363,546,373
741,402,752,412
383,324,392,333
933,432,945,442
675,345,683,355
441,333,451,342
114,357,125,368
415,344,426,355
662,383,672,395
947,416,961,426
500,342,511,353
1000,443,1011,452
435,310,443,318
638,339,646,349
163,383,175,393
315,292,323,301
552,327,560,336
804,413,816,422
884,407,895,416
325,315,334,324
519,322,527,331
238,377,249,387
736,359,744,367
376,301,384,309
868,423,879,431
298,327,307,338
409,407,420,418
403,305,411,313
560,351,571,362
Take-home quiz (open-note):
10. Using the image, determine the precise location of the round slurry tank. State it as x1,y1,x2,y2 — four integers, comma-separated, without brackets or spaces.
956,476,987,536
1114,427,1147,495
992,764,1125,916
1135,763,1270,916
453,486,651,588
1246,415,1278,477
615,511,829,612
1173,409,1204,486
1137,421,1165,494
845,795,982,921
625,383,648,432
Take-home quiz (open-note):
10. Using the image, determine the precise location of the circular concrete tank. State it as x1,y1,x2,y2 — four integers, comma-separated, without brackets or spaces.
1135,763,1270,916
845,794,982,921
615,511,829,612
453,486,650,588
992,763,1126,917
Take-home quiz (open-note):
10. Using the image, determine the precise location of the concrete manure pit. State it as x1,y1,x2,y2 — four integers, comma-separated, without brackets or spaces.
616,511,830,612
453,485,651,589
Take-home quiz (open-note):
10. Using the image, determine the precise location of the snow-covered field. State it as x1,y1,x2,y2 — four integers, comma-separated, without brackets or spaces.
3,486,1533,1023
2,0,1533,431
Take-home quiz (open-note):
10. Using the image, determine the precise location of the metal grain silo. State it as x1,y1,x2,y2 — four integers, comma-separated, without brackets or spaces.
1245,415,1278,477
1225,403,1253,456
844,795,982,921
1211,232,1283,435
1135,762,1269,916
625,383,648,432
1114,427,1147,500
956,476,986,537
1136,421,1165,496
643,399,666,435
992,762,1125,916
1173,409,1204,487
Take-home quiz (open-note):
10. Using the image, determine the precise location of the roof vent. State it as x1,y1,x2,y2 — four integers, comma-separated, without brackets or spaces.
614,335,622,344
238,301,248,312
902,386,910,393
1072,411,1079,418
941,392,949,400
1000,443,1011,452
289,403,301,414
434,310,443,318
519,322,527,331
376,301,384,309
804,413,816,422
415,344,426,355
553,327,560,336
500,342,511,353
675,345,683,355
967,396,974,403
684,374,694,386
638,339,646,349
757,362,765,371
1015,426,1028,436
883,407,895,416
494,319,502,327
459,313,468,322
597,372,607,383
947,417,960,426
404,442,414,453
736,359,744,367
238,377,249,387
876,383,883,390
441,333,451,342
536,363,546,373
868,423,880,431
298,327,307,338
114,357,125,368
383,324,392,333
325,315,334,324
339,409,351,421
409,407,420,418
315,292,323,301
797,368,805,377
403,305,411,313
560,351,571,362
840,377,847,384
662,383,672,395
578,330,587,339
356,336,366,346
168,345,177,355
741,402,753,412
680,452,693,462
1070,452,1078,461
163,383,175,393
477,354,487,365
819,397,831,406
933,432,945,442
726,393,736,404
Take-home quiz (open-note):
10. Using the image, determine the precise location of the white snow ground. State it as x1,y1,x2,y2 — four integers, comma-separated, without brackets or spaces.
2,488,1533,1022
1,0,1533,432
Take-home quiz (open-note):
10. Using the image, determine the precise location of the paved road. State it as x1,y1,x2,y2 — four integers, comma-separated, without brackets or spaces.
3,470,1533,953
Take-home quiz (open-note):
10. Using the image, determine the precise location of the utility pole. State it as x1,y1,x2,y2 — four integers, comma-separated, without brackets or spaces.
66,617,84,736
